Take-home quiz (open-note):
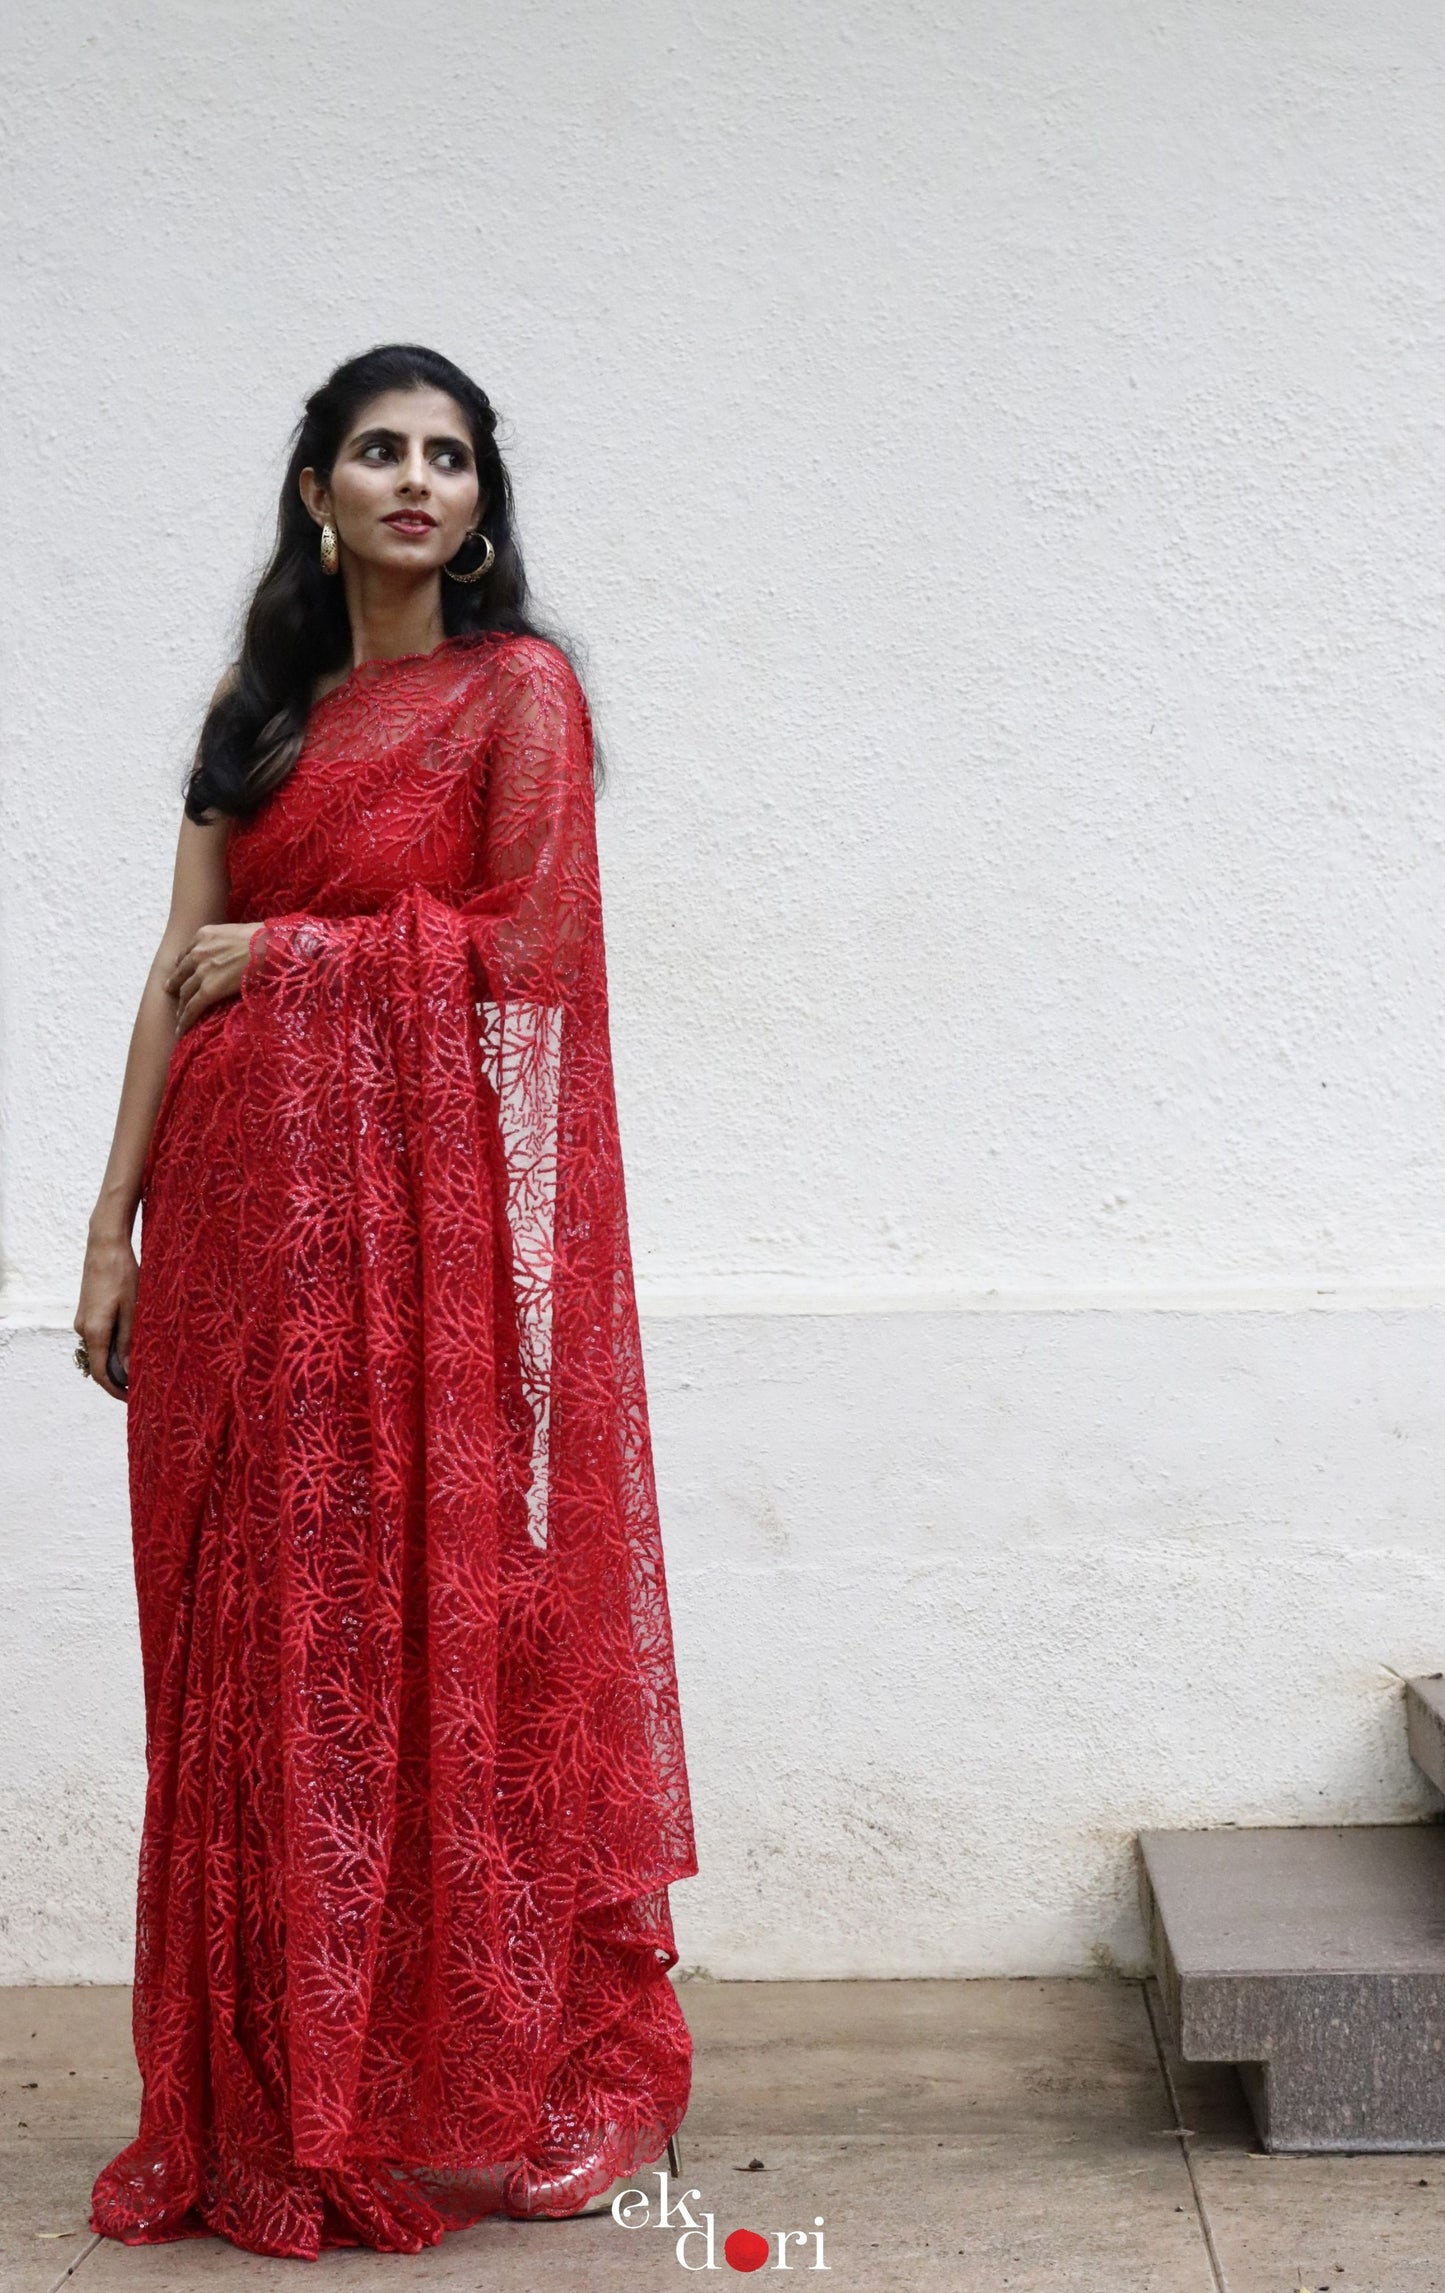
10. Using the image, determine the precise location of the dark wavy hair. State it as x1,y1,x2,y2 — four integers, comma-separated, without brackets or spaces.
186,344,567,819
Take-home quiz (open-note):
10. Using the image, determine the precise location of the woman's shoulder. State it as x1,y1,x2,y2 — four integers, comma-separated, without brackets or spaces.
471,629,584,702
452,633,591,757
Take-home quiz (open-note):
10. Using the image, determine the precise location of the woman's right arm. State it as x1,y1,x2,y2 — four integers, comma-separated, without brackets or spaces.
74,812,233,1400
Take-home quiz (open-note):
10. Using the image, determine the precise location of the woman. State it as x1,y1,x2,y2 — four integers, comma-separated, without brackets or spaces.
73,344,697,2260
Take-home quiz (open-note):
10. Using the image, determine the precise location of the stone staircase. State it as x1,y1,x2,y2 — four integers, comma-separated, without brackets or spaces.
1140,1675,1445,2152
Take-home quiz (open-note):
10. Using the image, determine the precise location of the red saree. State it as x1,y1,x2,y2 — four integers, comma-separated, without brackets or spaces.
91,632,696,2258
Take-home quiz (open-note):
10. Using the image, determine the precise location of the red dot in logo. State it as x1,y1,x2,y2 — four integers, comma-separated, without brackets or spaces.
724,2225,771,2272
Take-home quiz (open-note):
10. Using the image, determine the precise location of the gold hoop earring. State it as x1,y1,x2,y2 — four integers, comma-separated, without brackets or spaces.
443,530,496,585
319,522,340,576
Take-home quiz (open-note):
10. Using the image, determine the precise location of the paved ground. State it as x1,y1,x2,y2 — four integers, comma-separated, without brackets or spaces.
4,1978,1445,2291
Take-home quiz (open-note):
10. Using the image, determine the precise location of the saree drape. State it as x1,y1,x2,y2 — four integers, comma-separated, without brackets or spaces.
91,633,696,2259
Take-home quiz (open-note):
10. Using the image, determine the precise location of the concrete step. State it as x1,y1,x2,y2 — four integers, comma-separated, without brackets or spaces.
1139,1824,1445,2153
1406,1674,1445,1797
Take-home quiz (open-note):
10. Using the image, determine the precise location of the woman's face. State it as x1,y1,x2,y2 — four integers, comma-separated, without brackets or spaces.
301,386,483,579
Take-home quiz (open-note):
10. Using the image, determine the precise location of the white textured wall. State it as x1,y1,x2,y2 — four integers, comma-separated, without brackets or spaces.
4,0,1445,1981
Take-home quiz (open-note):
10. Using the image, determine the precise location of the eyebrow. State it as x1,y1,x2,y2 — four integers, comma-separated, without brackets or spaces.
348,425,474,455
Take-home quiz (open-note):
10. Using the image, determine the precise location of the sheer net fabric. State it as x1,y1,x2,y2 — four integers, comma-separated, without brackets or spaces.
91,634,696,2259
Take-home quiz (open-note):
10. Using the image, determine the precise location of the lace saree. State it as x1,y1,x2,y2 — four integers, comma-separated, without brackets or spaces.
91,633,696,2258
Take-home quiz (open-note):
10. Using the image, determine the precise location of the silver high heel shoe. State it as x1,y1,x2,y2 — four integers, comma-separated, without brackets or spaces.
505,2130,685,2220
560,2131,685,2219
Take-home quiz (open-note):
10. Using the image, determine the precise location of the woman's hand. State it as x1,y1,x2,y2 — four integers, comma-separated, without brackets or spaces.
74,1225,139,1402
165,921,264,1036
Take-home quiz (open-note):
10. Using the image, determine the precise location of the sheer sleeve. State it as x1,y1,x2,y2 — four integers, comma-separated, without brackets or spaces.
463,636,596,996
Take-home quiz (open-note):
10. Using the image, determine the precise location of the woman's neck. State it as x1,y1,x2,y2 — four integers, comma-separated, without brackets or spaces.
340,565,446,667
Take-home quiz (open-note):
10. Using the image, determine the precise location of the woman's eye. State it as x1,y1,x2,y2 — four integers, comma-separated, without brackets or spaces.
434,448,465,470
360,442,394,462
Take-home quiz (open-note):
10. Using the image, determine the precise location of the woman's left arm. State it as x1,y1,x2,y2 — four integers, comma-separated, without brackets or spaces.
76,813,258,1397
